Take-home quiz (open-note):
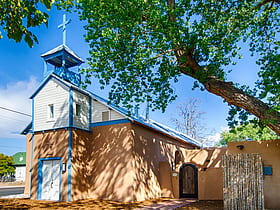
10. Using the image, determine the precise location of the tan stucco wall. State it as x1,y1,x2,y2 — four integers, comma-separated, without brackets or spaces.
227,140,280,209
198,168,223,200
159,162,174,198
72,123,135,202
24,133,32,195
71,122,197,202
131,123,196,201
26,122,197,202
184,148,226,200
28,129,69,201
184,148,225,169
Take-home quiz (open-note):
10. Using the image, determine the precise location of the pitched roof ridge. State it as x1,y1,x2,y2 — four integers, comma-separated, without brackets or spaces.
41,44,84,63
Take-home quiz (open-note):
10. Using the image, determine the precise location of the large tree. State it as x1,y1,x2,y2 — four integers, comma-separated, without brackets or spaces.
1,0,279,134
76,0,280,134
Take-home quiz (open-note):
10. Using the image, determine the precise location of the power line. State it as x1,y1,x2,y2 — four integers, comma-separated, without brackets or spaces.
0,106,31,117
0,114,30,123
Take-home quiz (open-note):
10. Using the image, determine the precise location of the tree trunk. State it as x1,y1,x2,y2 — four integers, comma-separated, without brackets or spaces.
166,0,280,135
203,78,280,135
177,50,280,136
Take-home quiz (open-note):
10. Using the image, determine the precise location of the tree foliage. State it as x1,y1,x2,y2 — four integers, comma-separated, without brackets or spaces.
218,123,279,146
75,0,280,134
0,0,52,47
0,0,75,47
0,153,14,177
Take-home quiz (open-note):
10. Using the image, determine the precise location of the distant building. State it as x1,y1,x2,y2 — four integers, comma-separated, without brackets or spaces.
12,152,26,182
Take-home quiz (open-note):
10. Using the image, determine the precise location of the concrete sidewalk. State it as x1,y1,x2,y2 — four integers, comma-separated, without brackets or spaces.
0,185,25,189
134,199,197,210
1,194,29,199
0,182,25,188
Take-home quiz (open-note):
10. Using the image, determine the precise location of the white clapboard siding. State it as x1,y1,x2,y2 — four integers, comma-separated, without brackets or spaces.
91,100,125,123
34,78,69,131
73,90,90,130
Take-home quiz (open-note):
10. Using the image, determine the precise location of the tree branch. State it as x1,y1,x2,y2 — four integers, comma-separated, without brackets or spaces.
256,0,280,8
167,0,176,23
175,48,280,135
203,78,280,135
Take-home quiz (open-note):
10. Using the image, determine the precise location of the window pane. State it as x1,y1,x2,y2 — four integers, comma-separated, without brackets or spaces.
76,104,81,117
102,111,109,121
49,104,54,119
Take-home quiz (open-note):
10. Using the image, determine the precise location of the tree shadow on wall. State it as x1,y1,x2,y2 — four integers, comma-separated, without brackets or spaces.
71,123,136,202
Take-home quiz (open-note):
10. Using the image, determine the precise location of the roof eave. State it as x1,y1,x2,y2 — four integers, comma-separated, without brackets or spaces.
131,120,201,148
41,44,84,63
20,122,32,135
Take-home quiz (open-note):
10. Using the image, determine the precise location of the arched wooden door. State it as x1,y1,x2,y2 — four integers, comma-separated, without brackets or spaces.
179,163,198,198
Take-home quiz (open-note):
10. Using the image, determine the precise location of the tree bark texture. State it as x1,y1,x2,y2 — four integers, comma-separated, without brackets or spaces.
203,78,280,135
177,50,280,135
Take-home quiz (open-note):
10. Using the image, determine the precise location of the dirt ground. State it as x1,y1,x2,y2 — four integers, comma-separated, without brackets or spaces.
0,198,223,209
177,200,223,210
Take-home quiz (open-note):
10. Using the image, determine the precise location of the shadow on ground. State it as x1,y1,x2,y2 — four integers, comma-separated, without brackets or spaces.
0,198,223,210
176,200,223,210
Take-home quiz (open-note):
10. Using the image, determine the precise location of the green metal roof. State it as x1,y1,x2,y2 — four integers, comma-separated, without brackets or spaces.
12,152,26,166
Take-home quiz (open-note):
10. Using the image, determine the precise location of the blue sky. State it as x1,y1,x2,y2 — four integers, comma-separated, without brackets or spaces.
0,8,259,156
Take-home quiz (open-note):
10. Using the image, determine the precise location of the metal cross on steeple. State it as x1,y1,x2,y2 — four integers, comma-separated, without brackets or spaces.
58,14,71,45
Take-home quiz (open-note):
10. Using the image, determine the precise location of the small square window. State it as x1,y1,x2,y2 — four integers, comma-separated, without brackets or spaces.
48,104,54,120
102,111,109,121
75,103,81,117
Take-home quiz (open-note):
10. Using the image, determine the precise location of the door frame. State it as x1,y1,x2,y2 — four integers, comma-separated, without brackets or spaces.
179,163,198,198
37,157,62,201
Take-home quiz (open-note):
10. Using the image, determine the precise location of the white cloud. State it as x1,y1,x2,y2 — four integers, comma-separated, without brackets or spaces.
205,132,221,147
0,77,39,138
203,127,229,147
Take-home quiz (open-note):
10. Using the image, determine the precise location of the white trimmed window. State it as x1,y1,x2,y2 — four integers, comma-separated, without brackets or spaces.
75,103,81,117
102,110,110,121
48,104,55,120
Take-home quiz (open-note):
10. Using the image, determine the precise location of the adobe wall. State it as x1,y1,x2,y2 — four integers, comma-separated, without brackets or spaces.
131,123,196,201
24,133,32,195
228,140,280,209
29,129,69,201
72,123,135,202
184,148,226,200
26,121,201,202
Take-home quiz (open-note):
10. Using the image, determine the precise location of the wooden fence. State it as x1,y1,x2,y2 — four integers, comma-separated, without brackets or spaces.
222,153,264,210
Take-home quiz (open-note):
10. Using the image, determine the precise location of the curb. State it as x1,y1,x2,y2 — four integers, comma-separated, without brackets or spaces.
0,185,25,189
